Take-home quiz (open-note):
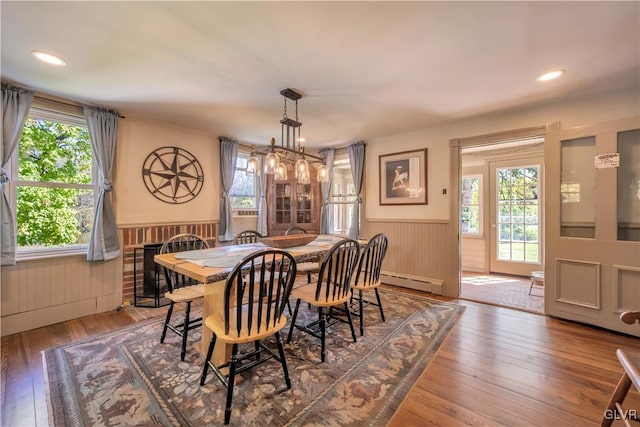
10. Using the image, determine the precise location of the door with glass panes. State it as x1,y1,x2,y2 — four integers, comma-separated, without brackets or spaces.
489,157,543,277
545,117,640,336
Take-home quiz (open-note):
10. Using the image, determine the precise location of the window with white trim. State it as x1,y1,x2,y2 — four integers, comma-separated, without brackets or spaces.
229,153,257,209
11,106,96,256
329,155,355,235
461,175,482,235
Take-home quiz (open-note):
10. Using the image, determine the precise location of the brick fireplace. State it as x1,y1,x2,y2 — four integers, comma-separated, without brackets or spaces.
120,222,217,304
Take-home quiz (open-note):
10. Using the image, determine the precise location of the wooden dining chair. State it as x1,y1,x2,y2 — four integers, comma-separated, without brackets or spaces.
602,311,640,427
200,249,297,425
233,230,262,245
159,233,210,361
350,233,389,336
285,225,319,283
286,238,360,362
285,225,307,235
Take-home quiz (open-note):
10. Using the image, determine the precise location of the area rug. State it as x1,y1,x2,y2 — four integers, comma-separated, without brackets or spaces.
43,290,464,426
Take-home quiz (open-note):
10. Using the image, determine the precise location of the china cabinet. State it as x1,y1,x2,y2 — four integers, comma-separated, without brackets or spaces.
267,170,320,236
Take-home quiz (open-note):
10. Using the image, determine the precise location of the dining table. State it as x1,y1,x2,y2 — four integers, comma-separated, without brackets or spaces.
154,234,350,367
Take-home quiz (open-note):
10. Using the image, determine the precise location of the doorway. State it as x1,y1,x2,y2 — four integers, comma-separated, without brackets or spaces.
489,159,542,277
457,133,545,313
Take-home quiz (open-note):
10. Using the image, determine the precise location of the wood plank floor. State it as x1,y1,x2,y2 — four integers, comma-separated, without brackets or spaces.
2,285,639,426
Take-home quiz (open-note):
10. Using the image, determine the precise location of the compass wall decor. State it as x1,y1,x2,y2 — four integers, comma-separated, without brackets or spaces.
142,146,204,204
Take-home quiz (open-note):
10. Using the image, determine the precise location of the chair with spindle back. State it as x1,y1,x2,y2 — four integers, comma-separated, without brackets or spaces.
233,230,263,245
285,225,319,283
601,311,640,427
350,233,389,336
159,233,210,361
200,249,297,425
286,238,360,362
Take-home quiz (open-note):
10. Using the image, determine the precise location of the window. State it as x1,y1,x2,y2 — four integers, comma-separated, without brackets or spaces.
13,107,95,255
461,175,482,235
229,153,257,209
496,166,540,263
329,156,355,235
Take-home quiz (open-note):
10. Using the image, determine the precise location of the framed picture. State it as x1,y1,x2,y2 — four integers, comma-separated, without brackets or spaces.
379,148,428,205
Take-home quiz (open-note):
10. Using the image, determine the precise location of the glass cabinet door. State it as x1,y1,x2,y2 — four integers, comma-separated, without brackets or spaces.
275,183,291,224
296,183,312,224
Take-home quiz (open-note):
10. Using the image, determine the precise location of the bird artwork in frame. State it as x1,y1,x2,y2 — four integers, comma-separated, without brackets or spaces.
379,148,427,205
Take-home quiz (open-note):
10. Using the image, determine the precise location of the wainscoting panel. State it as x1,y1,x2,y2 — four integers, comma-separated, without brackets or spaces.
462,236,486,272
614,265,640,313
361,220,451,294
233,215,258,235
555,258,601,309
1,255,122,336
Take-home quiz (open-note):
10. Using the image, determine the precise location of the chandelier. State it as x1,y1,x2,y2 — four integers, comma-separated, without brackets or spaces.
247,89,328,184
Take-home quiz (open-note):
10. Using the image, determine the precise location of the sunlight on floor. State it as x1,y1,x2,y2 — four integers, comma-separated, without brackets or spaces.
461,275,523,286
460,272,544,314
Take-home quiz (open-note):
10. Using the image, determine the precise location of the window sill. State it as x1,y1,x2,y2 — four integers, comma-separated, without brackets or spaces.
16,246,88,262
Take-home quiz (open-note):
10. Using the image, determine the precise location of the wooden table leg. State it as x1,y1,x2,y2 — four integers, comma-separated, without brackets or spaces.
202,279,232,366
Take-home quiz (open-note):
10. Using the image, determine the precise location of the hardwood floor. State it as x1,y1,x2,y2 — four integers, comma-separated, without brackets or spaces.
2,286,639,426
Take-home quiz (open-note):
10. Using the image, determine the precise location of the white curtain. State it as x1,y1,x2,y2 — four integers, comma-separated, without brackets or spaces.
256,156,268,236
84,107,120,261
1,84,34,265
319,148,335,235
348,141,365,240
219,137,238,241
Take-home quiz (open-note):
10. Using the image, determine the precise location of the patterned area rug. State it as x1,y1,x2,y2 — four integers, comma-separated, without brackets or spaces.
43,290,464,426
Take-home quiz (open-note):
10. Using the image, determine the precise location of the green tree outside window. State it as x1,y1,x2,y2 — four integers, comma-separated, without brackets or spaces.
17,118,94,248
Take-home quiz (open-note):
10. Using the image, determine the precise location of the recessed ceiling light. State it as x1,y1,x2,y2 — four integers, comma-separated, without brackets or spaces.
537,69,565,82
31,50,66,66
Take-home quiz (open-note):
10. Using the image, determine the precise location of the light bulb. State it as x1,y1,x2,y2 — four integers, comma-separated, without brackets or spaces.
317,165,329,183
264,152,279,175
246,155,260,176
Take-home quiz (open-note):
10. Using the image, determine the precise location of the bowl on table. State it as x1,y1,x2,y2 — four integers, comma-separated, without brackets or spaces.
259,234,318,249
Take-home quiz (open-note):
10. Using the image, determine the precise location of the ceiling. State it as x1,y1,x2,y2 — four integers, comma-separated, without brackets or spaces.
2,1,638,149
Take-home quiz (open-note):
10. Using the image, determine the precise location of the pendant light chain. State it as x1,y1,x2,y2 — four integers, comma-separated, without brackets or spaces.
257,88,328,183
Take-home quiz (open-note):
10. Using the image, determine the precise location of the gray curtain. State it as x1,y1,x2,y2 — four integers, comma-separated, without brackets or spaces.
219,137,238,241
1,84,34,265
84,107,120,261
319,148,335,235
256,156,268,236
348,141,365,240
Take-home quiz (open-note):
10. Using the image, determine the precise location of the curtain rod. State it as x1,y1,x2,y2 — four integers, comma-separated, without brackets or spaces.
33,95,126,119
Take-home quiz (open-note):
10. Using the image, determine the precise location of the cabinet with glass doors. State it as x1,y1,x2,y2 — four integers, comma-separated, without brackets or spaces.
267,169,320,236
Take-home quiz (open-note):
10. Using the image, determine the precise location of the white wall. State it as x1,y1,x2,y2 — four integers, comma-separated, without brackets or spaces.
364,87,640,222
114,118,221,227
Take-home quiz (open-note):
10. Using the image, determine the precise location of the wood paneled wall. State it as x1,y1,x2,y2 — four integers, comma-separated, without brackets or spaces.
361,219,452,290
1,255,122,336
232,215,258,235
462,236,486,272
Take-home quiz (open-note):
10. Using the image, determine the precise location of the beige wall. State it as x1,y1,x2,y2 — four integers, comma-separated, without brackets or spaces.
114,118,221,227
365,87,639,223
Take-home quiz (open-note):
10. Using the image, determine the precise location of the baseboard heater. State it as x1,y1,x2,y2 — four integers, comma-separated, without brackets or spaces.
380,271,444,295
